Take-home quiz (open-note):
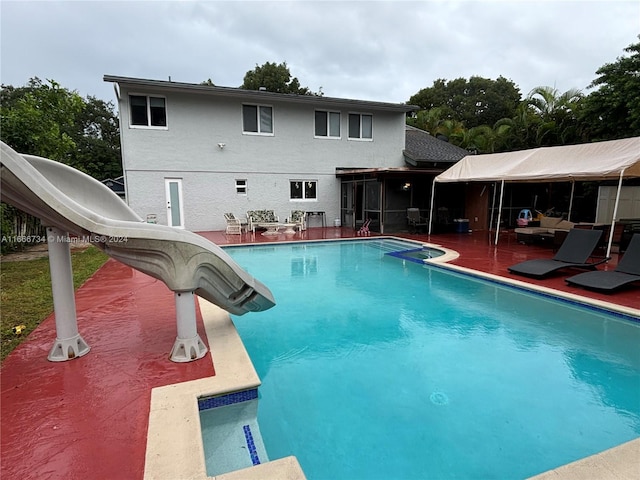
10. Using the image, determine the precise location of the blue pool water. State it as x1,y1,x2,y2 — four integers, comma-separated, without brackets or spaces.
222,238,640,479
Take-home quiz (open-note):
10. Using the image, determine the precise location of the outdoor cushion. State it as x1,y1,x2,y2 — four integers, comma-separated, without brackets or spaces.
540,216,563,228
551,220,574,231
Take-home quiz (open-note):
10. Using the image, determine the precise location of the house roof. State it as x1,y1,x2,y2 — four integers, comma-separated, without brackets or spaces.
103,75,419,113
335,126,470,177
403,125,469,167
101,177,125,193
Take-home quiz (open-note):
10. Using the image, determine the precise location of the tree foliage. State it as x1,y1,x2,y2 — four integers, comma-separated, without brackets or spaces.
525,86,583,146
407,37,640,153
240,61,314,95
408,76,522,129
0,78,121,180
578,36,640,140
1,78,82,161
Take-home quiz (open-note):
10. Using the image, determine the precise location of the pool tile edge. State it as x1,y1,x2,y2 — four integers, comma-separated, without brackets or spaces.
143,299,270,480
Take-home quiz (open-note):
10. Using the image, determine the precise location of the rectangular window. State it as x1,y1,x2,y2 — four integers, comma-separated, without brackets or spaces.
243,104,273,134
235,179,247,195
348,113,372,139
129,95,166,127
290,180,317,200
315,110,340,138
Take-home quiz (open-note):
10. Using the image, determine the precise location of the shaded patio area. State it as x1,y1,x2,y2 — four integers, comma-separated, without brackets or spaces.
1,227,638,479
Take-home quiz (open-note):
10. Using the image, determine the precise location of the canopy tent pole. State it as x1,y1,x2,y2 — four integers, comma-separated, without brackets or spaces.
428,179,437,235
607,170,625,258
494,180,505,245
567,181,575,222
488,182,497,241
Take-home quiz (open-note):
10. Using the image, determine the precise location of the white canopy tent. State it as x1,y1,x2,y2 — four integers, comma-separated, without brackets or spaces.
429,136,640,256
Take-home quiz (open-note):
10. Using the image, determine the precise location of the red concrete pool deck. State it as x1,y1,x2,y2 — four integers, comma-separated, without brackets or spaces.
1,228,638,480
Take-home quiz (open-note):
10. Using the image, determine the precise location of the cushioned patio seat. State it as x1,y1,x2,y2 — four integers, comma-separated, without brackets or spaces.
289,210,306,231
224,213,242,234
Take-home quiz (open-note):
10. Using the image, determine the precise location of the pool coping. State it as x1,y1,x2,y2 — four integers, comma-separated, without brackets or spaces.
143,299,305,480
144,237,639,479
425,256,640,320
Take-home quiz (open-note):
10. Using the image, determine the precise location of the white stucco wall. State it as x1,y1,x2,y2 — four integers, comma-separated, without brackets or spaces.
117,85,407,231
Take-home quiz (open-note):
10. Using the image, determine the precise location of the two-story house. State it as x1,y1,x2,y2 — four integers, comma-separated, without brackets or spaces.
104,75,469,233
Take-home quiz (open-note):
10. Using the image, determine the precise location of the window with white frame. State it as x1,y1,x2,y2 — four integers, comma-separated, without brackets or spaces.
235,179,247,195
314,110,341,138
348,113,372,139
290,180,317,200
242,104,273,134
129,95,167,127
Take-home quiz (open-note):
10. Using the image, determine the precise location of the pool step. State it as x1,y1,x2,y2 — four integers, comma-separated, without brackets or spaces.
367,239,419,253
200,399,269,476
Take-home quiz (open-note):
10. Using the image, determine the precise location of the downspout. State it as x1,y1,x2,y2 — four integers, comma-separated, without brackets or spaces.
494,180,505,245
607,170,625,258
112,82,131,206
428,179,437,235
567,180,575,222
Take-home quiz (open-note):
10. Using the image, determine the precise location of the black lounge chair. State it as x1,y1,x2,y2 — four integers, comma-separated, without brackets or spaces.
508,228,605,278
566,234,640,292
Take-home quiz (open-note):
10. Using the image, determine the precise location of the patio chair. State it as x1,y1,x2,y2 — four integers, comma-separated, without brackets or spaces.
507,228,606,278
407,208,428,233
289,210,307,231
224,213,242,234
357,218,371,236
565,234,640,292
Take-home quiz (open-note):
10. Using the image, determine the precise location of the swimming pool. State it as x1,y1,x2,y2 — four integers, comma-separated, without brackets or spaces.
207,238,640,479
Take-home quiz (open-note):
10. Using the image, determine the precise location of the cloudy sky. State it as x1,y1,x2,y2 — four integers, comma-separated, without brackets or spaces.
1,1,638,105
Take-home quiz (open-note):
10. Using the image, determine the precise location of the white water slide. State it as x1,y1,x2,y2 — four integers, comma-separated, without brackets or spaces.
1,141,275,362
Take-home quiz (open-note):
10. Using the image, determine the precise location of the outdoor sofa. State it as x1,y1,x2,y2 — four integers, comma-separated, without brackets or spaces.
246,210,280,233
515,216,575,244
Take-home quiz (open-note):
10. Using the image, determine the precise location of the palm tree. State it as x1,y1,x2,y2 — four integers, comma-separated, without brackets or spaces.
436,119,465,145
408,107,444,135
526,86,583,146
526,86,583,120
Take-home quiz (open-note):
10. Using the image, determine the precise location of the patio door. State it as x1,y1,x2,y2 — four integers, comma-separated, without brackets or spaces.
341,182,354,228
165,178,184,228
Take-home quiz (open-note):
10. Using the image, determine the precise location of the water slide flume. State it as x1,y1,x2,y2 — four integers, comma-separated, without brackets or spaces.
1,141,275,362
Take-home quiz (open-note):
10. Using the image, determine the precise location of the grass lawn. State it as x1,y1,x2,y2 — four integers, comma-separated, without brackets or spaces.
0,246,108,361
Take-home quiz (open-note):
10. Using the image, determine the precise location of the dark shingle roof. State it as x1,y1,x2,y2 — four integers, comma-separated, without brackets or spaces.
404,125,469,167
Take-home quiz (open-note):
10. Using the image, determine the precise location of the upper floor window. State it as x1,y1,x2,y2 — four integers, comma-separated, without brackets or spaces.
348,113,372,140
130,95,167,127
290,180,317,200
243,104,273,134
315,110,341,138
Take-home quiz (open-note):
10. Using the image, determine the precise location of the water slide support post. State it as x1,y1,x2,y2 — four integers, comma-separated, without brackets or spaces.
46,226,91,361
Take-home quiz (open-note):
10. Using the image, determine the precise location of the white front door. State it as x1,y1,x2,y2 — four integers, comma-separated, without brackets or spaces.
165,178,184,228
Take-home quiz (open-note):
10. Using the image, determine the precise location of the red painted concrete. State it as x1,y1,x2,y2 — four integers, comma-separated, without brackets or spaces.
1,227,637,480
1,260,214,480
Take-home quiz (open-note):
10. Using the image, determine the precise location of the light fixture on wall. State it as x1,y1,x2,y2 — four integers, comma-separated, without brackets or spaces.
402,182,411,191
217,143,226,149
